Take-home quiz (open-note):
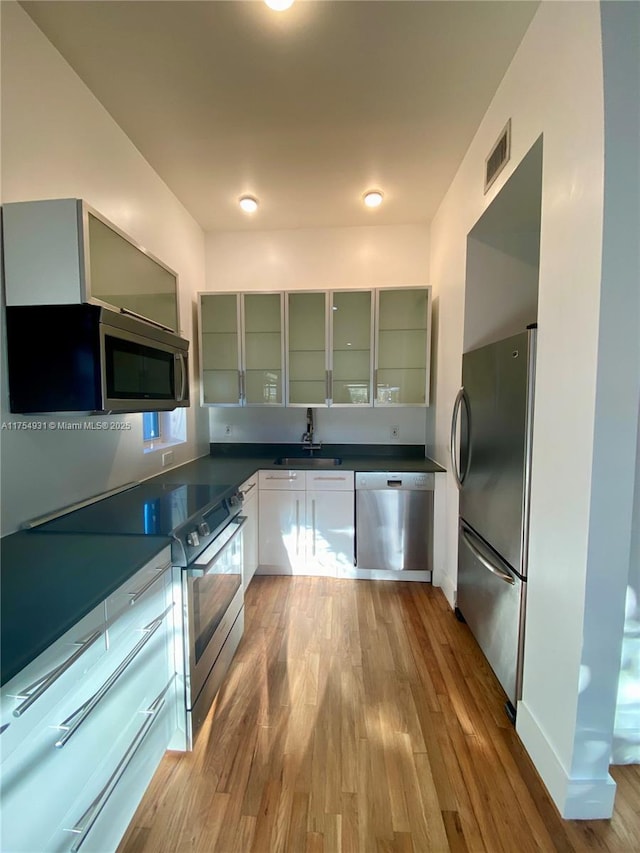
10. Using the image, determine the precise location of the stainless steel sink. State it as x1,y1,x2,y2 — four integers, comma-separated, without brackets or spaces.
274,457,343,467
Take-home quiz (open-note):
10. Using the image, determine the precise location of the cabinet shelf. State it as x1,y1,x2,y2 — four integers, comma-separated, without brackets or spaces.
379,326,426,333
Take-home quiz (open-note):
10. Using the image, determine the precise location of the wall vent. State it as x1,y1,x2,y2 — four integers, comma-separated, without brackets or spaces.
484,119,511,193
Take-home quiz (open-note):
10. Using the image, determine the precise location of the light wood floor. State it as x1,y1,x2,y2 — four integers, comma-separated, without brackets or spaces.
119,577,640,852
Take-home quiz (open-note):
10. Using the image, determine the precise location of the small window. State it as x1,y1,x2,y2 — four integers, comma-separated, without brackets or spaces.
143,412,161,441
142,409,186,454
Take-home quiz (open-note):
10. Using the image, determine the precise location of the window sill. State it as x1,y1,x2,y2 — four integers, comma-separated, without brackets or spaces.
143,438,185,455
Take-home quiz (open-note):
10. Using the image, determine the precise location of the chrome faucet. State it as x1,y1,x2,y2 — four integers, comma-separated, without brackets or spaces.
301,407,321,454
302,407,314,445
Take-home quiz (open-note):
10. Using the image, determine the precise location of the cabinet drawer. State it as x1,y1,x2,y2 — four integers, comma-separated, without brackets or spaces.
0,602,174,853
259,470,305,491
0,603,107,763
105,559,172,651
305,470,354,491
104,546,171,630
54,678,176,853
239,473,258,500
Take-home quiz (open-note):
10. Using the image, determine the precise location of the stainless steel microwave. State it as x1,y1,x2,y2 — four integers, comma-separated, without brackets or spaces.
6,303,189,414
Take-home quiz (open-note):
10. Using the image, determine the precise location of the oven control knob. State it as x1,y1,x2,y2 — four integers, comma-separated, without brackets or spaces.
229,491,243,507
198,522,210,537
186,530,200,548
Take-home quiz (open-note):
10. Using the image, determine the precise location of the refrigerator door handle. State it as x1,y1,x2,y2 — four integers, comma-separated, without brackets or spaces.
460,525,515,585
450,387,471,488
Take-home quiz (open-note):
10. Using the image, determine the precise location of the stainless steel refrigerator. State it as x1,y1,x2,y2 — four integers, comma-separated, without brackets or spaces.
450,325,537,721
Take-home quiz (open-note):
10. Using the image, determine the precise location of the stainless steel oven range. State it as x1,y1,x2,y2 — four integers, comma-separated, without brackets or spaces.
30,480,246,749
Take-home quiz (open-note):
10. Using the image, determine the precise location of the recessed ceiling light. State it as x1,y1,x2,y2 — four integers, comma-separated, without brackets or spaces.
264,0,294,11
363,190,384,208
239,195,259,214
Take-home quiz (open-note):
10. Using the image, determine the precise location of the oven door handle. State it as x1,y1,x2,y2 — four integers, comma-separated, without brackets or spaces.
191,516,247,575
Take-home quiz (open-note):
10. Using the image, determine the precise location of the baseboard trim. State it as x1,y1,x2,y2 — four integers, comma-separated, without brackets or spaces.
256,566,432,582
434,572,456,609
516,700,617,819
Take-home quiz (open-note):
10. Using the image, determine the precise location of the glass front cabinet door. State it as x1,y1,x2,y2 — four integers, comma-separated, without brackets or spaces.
199,292,284,406
375,287,432,406
286,291,329,406
330,290,374,406
242,293,285,405
287,289,375,407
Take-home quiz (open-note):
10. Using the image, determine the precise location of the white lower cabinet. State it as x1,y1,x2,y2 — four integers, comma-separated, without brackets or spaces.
258,470,354,575
240,474,259,590
258,470,306,572
305,489,355,573
0,546,178,853
54,677,175,853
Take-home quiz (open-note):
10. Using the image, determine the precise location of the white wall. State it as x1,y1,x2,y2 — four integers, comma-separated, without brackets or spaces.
601,1,640,766
464,235,539,351
430,0,638,819
463,136,541,351
0,3,209,535
205,225,435,450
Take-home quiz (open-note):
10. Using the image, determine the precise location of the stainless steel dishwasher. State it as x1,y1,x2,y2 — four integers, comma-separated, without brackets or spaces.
355,472,434,573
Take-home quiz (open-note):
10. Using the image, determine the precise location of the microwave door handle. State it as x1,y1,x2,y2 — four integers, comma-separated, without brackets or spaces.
176,352,187,402
118,306,174,333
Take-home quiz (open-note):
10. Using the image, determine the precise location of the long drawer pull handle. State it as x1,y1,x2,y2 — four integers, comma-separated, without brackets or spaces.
66,679,173,851
264,476,298,482
310,476,348,481
11,629,103,718
127,562,170,604
240,482,256,496
311,499,316,556
54,604,173,749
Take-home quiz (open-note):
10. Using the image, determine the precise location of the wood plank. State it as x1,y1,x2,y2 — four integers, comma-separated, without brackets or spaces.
118,577,640,853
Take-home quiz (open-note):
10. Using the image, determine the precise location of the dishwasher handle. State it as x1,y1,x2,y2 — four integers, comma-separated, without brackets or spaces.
355,472,434,491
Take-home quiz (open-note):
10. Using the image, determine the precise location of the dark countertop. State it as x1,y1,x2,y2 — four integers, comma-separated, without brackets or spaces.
1,444,445,687
155,444,446,489
1,532,170,686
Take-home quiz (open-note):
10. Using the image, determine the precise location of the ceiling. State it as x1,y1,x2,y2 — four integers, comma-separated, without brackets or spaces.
20,0,539,233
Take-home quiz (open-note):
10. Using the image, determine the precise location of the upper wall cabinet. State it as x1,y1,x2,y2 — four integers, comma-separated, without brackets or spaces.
286,290,374,407
330,289,374,406
200,286,430,408
286,291,329,406
2,199,180,332
199,292,285,406
375,287,432,406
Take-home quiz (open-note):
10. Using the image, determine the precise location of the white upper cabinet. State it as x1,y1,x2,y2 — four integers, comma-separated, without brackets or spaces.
375,286,432,406
199,292,285,406
286,291,329,406
243,293,285,405
331,289,374,406
2,198,180,332
286,289,374,408
201,286,430,408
